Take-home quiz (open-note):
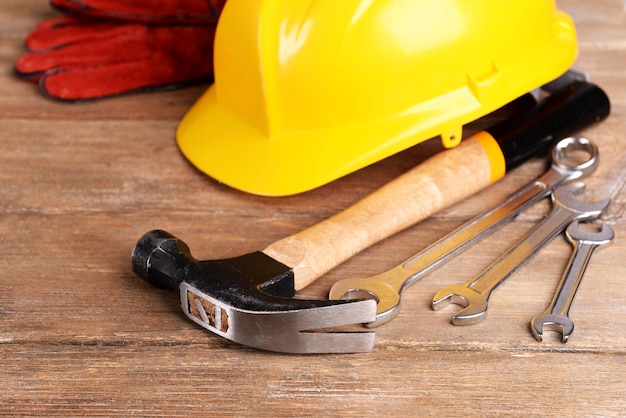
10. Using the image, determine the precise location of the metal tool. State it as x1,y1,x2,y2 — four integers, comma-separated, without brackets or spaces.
431,182,610,325
328,137,599,327
132,81,609,354
133,230,377,354
530,220,614,342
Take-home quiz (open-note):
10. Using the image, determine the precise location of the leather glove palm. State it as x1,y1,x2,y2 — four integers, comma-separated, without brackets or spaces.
15,0,225,101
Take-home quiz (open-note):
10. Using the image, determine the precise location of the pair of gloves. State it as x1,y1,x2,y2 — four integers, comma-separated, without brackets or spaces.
14,0,226,101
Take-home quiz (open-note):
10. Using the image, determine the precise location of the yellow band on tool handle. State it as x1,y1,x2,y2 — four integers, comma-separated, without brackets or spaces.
471,82,610,187
473,131,506,184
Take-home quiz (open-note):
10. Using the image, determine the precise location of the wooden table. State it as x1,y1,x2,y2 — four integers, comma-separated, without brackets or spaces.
2,1,625,415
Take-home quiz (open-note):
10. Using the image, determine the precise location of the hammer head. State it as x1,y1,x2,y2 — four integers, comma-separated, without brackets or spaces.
131,230,376,354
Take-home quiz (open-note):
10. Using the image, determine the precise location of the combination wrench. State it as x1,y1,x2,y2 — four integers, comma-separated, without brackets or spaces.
431,182,610,325
530,220,614,343
328,137,599,327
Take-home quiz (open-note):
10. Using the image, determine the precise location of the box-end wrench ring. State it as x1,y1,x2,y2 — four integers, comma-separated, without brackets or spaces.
530,220,614,342
328,137,599,327
431,182,610,326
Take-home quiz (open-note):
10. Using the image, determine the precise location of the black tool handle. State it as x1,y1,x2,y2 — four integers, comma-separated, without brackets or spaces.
488,81,610,171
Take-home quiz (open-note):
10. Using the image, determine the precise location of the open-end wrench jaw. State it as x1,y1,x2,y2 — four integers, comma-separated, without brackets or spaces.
553,182,610,219
431,285,489,325
328,276,400,327
566,220,614,246
530,221,614,343
530,313,575,343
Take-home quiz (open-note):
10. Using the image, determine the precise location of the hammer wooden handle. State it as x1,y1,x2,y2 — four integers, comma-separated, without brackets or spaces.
264,81,610,290
264,135,495,290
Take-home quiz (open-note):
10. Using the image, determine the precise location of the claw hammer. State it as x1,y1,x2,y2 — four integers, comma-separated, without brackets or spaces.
132,81,609,353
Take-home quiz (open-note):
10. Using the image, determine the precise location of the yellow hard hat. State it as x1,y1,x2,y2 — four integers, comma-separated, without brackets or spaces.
177,0,577,196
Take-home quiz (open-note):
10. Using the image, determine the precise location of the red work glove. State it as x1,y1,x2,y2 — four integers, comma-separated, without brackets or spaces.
50,0,223,24
14,0,225,102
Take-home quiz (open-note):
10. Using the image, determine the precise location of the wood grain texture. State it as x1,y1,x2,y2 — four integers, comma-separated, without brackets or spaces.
1,0,625,416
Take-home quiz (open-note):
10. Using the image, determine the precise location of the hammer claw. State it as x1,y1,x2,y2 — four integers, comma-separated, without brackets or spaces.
295,330,376,354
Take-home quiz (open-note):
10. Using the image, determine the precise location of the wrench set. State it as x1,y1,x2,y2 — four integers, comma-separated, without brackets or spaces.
331,136,614,343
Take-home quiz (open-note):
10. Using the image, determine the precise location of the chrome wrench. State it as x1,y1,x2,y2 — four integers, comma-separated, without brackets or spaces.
530,220,614,342
431,182,610,325
329,137,599,327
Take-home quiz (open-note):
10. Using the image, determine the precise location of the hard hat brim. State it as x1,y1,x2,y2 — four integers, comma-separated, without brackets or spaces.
177,70,573,197
177,86,478,196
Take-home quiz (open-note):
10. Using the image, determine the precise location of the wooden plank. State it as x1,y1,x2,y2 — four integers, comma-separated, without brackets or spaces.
1,0,625,415
2,345,625,416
